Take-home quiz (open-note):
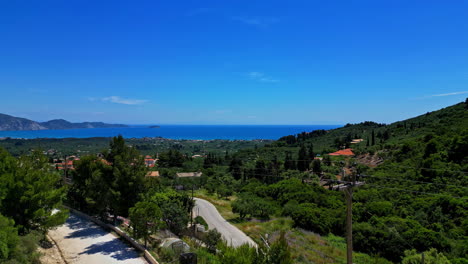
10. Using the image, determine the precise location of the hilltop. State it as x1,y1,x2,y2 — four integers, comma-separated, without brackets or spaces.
0,113,128,131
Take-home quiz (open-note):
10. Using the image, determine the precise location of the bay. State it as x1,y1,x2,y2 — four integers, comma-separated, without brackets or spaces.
0,125,341,140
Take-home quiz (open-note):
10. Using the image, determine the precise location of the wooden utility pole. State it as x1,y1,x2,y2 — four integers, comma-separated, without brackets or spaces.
345,186,353,264
328,165,362,264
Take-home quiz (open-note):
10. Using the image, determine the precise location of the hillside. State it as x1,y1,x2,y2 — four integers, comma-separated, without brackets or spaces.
0,113,47,131
0,113,128,131
220,99,467,263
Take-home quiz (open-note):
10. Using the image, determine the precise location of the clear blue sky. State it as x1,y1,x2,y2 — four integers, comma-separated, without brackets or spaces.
0,0,467,125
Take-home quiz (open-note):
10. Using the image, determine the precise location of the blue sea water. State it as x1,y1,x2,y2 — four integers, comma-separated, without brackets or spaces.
0,125,341,140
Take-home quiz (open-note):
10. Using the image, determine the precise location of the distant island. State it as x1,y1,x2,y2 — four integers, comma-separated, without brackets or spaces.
149,125,160,128
0,113,128,131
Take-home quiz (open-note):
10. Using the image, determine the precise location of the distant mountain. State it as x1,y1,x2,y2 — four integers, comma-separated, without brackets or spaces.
0,114,47,131
0,114,128,131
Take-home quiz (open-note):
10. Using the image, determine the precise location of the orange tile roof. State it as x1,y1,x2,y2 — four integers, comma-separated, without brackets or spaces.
146,171,160,177
328,148,355,156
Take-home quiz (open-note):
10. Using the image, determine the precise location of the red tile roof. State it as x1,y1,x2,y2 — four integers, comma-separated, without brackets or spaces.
328,148,355,156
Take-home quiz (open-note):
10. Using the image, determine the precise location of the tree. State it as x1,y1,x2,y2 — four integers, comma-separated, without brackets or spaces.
284,152,296,171
129,200,163,247
151,191,190,235
107,136,147,220
311,159,322,175
290,203,332,235
371,130,376,146
232,194,274,219
71,155,112,216
402,248,451,264
1,151,68,235
204,228,222,253
268,231,293,264
0,213,18,260
297,144,309,171
229,156,243,180
158,149,185,167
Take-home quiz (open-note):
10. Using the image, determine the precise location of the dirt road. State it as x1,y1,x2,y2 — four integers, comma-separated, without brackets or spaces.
193,197,257,248
48,213,147,264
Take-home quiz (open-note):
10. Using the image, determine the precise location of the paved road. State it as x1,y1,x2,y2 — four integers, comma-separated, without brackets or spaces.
48,213,147,264
193,198,257,248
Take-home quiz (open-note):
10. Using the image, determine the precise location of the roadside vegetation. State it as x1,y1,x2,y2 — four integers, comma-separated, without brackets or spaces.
0,148,68,263
0,99,466,263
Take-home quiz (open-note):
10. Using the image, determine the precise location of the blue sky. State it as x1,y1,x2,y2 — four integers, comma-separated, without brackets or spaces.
0,0,467,125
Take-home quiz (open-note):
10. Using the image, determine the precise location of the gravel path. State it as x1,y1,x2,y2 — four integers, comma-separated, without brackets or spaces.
193,197,257,248
48,213,147,264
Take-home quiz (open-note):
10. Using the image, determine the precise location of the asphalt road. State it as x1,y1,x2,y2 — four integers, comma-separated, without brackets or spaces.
193,197,257,248
48,213,147,264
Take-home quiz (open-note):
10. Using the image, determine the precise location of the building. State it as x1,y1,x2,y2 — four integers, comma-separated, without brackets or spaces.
176,172,203,178
146,171,160,177
328,148,355,156
144,155,157,168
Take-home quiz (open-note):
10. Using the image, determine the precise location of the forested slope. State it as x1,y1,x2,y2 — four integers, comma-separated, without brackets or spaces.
223,100,467,263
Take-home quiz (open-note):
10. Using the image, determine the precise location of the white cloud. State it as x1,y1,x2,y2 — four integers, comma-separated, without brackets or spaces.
232,16,278,27
430,91,468,97
249,71,264,78
248,71,279,83
100,96,148,105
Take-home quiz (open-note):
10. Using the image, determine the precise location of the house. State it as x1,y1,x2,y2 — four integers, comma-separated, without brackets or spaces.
146,171,160,177
328,148,355,156
176,172,203,178
57,156,80,170
144,155,156,167
350,139,364,144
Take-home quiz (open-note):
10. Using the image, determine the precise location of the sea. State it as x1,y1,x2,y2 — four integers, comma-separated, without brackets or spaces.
0,125,341,140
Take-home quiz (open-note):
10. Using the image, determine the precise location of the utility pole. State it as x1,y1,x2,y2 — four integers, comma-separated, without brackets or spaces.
345,184,353,264
191,180,194,231
327,163,362,264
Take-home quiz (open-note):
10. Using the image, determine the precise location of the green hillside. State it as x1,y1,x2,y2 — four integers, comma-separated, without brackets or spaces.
221,100,467,263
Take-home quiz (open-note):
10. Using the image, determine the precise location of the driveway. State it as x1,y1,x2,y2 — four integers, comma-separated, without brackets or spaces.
48,213,147,264
193,197,257,248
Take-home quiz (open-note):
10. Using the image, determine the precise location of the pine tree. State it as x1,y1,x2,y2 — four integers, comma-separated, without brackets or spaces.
297,145,309,171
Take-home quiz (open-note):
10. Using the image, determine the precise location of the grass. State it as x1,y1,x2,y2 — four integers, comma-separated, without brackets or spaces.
194,188,392,264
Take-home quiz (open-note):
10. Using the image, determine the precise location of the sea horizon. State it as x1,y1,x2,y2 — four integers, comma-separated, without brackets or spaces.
0,124,342,140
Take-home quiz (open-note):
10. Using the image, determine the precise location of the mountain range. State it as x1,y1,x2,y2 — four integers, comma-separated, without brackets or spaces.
0,113,128,131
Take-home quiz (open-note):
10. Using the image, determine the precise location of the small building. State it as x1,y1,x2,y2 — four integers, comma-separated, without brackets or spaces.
176,172,203,178
144,155,156,168
328,148,355,156
146,171,160,177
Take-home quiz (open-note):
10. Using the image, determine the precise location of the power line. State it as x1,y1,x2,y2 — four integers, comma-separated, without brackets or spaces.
359,174,468,189
220,167,467,189
372,164,468,174
364,183,465,199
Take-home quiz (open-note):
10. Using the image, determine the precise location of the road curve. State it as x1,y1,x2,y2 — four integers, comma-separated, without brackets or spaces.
48,213,147,264
193,197,257,248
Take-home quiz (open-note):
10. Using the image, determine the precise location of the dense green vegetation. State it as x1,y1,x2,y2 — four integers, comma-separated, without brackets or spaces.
0,148,68,263
165,100,467,263
1,100,466,263
0,136,269,157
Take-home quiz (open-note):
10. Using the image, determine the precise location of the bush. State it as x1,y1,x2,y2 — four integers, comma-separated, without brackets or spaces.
195,216,208,229
204,229,222,253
